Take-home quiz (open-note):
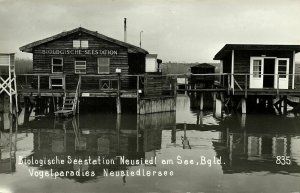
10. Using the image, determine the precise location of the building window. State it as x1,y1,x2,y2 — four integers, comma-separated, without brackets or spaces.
73,40,80,48
73,40,88,48
49,76,65,90
81,40,88,48
75,58,86,74
278,60,287,78
253,60,262,78
51,58,63,73
98,57,110,74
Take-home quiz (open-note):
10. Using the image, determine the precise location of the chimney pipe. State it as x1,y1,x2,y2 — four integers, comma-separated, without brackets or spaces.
124,18,127,43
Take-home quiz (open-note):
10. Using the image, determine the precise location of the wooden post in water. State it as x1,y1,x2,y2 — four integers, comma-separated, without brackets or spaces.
136,114,139,152
283,95,287,114
23,99,31,125
173,76,177,97
199,92,204,111
45,97,49,114
243,130,247,153
116,114,121,153
171,124,176,144
241,114,246,128
241,98,246,114
116,97,121,114
35,96,40,114
199,111,203,125
212,92,216,112
49,97,54,114
226,128,230,147
267,98,273,110
52,97,56,112
215,98,222,117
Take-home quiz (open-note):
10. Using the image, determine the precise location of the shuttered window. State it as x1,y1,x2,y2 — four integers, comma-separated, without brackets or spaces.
98,58,110,74
75,58,86,74
73,40,88,48
73,40,81,48
81,40,88,48
0,55,9,66
278,60,288,78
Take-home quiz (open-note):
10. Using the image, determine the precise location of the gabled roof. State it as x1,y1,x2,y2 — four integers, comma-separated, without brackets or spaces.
146,54,158,57
191,63,215,69
214,44,300,60
0,53,15,55
19,27,148,54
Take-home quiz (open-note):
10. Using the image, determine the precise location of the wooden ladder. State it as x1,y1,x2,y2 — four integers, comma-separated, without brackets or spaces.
54,77,81,117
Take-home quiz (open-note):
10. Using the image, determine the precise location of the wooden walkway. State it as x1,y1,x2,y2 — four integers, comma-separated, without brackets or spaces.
16,73,300,97
13,73,300,116
17,88,138,97
233,88,300,96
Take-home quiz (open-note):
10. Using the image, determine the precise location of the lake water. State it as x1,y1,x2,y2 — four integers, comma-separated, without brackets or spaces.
0,95,300,193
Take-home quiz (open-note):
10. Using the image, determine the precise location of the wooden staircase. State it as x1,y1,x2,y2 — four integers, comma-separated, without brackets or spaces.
54,77,80,117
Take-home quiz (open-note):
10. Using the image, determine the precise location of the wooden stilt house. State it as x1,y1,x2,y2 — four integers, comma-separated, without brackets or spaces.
19,27,149,91
214,44,300,91
18,27,175,115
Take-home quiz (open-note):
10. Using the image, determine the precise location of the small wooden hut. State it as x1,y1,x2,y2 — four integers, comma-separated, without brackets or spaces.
189,63,215,89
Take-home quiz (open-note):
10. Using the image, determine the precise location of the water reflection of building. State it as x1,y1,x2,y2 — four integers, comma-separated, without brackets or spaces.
0,119,17,174
19,112,175,182
214,127,300,174
0,113,11,131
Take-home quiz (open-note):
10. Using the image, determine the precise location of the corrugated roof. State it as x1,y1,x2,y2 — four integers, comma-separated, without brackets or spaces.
19,27,148,54
214,44,300,60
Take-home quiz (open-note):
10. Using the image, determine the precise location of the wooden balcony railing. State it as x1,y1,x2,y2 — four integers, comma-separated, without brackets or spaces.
15,73,300,97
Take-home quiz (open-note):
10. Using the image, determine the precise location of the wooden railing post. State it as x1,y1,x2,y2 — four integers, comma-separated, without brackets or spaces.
117,73,120,92
184,74,187,94
77,75,81,114
38,75,40,94
227,74,230,95
245,74,248,98
116,73,121,114
136,75,140,114
64,74,66,93
174,76,177,96
232,74,235,95
277,73,279,96
144,74,148,96
222,74,225,87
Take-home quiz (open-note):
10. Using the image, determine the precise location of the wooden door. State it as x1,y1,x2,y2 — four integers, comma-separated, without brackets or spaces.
274,58,289,89
250,57,263,89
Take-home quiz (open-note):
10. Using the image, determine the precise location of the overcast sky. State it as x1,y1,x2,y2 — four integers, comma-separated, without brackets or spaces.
1,0,300,62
